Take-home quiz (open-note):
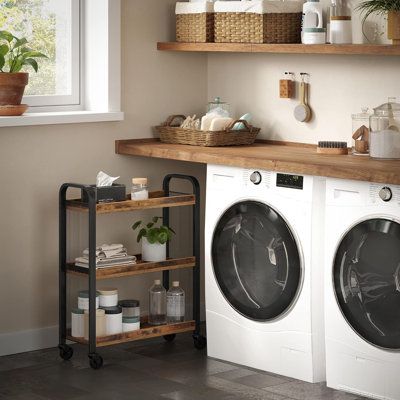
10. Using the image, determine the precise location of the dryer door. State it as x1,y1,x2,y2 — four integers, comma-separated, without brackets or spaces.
333,218,400,349
211,200,301,321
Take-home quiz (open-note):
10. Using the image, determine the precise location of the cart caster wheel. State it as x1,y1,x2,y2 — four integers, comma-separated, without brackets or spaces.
163,334,176,342
59,344,73,361
89,353,103,370
193,334,206,350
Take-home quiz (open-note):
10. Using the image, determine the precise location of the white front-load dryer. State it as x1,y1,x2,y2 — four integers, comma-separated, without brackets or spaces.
325,178,400,400
205,164,325,383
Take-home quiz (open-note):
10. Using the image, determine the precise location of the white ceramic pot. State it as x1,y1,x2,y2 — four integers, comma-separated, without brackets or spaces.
142,237,167,262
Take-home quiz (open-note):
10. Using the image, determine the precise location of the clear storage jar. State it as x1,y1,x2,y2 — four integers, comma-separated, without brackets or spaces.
351,107,371,155
167,281,185,323
207,97,230,115
149,279,166,325
131,178,148,200
370,98,400,159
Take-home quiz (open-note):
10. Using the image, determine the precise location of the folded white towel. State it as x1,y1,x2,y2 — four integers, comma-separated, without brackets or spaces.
75,255,137,267
83,244,126,259
176,2,214,14
214,0,302,14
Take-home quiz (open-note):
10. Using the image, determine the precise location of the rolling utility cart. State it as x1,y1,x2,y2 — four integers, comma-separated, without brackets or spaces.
58,174,205,369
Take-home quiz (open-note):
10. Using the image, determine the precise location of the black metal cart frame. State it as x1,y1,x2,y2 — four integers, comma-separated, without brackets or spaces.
58,174,205,369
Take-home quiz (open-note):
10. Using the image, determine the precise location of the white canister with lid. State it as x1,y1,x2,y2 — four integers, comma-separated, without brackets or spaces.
131,178,148,200
302,28,326,44
78,290,100,310
118,299,140,318
122,316,141,332
103,306,123,335
330,16,352,44
84,308,106,339
71,308,85,338
98,287,118,307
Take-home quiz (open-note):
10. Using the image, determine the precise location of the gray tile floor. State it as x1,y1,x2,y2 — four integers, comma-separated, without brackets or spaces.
0,333,367,400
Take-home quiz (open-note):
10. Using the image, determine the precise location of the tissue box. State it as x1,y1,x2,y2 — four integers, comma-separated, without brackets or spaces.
214,0,302,44
81,184,126,204
176,2,214,43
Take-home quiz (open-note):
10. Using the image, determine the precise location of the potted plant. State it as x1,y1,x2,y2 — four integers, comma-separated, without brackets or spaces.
132,216,175,262
0,30,47,116
357,0,400,44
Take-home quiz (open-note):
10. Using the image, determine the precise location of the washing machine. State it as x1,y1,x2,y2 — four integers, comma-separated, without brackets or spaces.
325,178,400,399
205,164,325,383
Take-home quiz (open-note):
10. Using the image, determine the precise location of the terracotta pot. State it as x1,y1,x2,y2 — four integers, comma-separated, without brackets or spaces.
388,11,400,44
0,72,29,106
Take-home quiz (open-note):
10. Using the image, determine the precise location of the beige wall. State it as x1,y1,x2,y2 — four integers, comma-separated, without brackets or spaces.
0,0,207,337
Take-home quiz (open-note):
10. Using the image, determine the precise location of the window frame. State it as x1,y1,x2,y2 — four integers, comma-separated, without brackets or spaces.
21,0,81,109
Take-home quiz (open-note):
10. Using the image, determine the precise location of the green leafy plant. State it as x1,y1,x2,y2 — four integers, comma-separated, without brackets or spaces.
132,216,175,245
0,30,47,73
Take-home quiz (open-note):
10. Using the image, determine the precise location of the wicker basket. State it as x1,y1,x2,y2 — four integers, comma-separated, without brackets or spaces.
155,115,260,147
214,12,302,44
176,13,214,43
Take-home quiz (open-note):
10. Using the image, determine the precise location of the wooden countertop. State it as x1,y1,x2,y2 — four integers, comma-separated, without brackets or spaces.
115,139,400,185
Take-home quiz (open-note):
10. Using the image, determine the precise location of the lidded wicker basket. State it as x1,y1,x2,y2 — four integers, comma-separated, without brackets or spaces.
176,2,214,43
214,0,302,44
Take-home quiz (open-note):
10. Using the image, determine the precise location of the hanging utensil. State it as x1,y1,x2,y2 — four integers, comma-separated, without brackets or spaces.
294,73,312,123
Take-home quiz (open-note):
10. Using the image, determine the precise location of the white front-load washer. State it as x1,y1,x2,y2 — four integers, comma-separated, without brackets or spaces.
325,178,400,400
205,164,325,383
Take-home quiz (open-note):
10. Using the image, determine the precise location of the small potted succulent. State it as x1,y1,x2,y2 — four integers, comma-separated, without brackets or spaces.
357,0,400,43
0,30,47,116
132,216,175,262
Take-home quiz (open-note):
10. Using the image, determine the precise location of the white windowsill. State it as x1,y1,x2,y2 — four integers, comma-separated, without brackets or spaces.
0,110,124,127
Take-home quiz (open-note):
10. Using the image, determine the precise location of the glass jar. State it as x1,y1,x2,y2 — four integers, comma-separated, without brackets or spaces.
207,97,230,116
167,281,185,323
351,107,371,155
131,178,148,200
148,279,166,325
370,97,400,159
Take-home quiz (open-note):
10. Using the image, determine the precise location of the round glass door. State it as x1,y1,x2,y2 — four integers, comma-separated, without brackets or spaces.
211,201,302,321
334,218,400,349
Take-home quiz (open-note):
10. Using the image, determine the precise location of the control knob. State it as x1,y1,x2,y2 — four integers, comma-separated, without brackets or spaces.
379,186,392,202
250,171,262,185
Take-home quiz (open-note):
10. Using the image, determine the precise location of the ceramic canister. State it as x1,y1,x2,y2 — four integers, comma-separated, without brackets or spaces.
98,287,118,307
71,308,85,338
122,316,141,332
102,306,123,335
78,290,100,310
330,16,352,44
302,28,326,44
84,308,106,339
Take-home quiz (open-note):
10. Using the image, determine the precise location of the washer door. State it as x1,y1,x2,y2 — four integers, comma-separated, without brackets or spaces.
211,200,302,321
334,218,400,349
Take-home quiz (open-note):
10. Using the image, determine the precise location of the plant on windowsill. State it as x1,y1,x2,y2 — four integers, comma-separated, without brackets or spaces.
132,216,175,262
357,0,400,44
0,30,47,116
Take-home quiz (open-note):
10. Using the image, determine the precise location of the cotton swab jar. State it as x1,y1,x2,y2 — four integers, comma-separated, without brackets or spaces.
131,178,149,200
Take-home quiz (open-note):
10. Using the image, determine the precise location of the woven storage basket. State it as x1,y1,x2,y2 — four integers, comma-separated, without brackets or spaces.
176,13,214,43
215,12,301,43
155,115,260,147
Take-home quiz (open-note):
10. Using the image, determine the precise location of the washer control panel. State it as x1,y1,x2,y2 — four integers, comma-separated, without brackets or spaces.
276,173,304,190
250,171,262,185
379,186,393,202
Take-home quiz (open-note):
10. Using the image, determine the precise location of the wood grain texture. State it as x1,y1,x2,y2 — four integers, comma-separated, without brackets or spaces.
115,139,400,185
157,42,400,56
67,320,195,347
66,191,195,214
66,256,196,280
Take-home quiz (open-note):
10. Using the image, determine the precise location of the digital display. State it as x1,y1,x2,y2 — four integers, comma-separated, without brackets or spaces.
276,173,304,190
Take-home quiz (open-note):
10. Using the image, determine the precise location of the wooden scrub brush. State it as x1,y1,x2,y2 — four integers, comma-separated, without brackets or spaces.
317,141,349,155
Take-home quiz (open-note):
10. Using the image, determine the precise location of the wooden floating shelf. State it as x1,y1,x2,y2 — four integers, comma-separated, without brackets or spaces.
66,256,195,280
66,190,195,214
67,320,195,347
157,42,400,56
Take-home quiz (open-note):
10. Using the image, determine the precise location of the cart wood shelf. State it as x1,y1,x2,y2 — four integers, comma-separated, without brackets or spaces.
67,320,196,347
66,256,196,280
157,42,400,56
59,176,205,369
66,191,195,214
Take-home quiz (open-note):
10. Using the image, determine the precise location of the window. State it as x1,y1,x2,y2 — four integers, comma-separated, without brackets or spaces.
0,0,80,108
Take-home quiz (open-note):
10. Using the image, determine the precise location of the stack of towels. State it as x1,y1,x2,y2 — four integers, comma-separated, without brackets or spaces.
75,244,137,269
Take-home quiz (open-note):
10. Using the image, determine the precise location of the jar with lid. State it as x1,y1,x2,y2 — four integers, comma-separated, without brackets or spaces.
84,308,106,339
131,178,148,200
207,97,230,116
351,107,371,155
370,97,400,159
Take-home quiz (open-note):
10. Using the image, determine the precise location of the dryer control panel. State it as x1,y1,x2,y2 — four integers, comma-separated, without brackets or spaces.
277,173,304,190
